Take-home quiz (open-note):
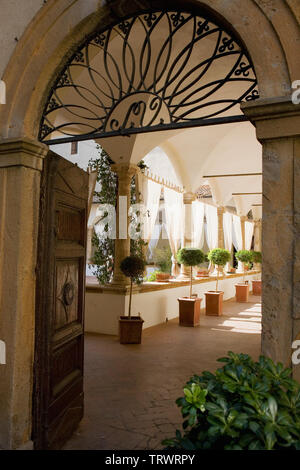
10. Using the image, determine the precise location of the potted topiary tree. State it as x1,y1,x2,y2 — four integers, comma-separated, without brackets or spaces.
177,248,205,327
119,255,145,344
235,250,253,302
205,248,231,316
251,251,262,295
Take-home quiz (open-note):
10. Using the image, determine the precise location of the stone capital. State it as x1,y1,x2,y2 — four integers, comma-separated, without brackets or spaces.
0,137,48,171
111,163,138,180
183,191,196,204
241,97,300,141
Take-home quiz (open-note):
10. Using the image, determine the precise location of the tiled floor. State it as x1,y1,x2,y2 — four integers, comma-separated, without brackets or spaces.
64,295,261,450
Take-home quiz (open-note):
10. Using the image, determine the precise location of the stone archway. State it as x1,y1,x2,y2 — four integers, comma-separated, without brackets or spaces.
0,0,299,450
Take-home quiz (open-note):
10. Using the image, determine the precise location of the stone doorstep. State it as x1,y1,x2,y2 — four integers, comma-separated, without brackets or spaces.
85,271,261,295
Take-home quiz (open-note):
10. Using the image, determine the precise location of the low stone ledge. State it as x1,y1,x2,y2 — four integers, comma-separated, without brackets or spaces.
86,271,261,295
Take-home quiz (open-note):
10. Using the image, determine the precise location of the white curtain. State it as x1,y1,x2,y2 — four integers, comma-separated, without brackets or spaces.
232,215,243,272
245,221,254,250
192,201,205,249
164,187,184,276
223,212,233,271
138,174,161,243
205,204,218,250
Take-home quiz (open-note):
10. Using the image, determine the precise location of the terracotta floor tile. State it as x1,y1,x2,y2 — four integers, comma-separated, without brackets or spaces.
63,296,261,450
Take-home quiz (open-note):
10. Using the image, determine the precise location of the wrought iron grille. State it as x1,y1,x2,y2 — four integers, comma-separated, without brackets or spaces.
39,9,259,145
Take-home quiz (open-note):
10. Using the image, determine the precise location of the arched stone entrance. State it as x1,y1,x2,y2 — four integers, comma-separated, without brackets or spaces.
0,0,299,450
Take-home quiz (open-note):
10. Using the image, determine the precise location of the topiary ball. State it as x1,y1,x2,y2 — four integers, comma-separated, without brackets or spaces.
177,248,205,267
120,255,145,279
235,250,253,264
252,251,262,264
207,248,231,267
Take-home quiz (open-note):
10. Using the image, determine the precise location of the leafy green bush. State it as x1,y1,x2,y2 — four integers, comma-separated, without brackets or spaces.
163,352,300,450
153,246,172,273
207,248,231,291
235,250,253,282
208,248,231,267
120,255,145,318
252,251,262,264
235,250,253,264
146,271,159,282
177,248,205,267
177,248,205,298
120,255,145,281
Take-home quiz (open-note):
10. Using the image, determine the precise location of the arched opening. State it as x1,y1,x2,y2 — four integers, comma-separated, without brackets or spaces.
1,0,299,452
32,5,263,450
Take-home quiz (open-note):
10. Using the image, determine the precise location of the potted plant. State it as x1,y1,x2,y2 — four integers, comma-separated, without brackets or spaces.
177,248,205,327
235,250,253,302
156,271,171,282
205,249,231,316
251,251,262,295
119,255,145,344
163,352,300,450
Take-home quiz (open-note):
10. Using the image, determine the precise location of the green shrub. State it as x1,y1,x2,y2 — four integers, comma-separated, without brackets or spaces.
177,248,205,298
235,250,253,282
153,246,172,273
207,249,231,291
120,255,145,317
146,270,160,282
177,248,205,267
252,251,262,264
162,352,300,450
208,249,231,267
235,250,253,264
120,255,145,280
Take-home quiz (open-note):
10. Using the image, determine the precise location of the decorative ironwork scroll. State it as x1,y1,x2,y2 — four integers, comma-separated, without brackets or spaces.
39,9,259,144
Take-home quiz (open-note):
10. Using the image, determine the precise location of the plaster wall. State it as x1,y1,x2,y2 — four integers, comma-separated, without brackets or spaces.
85,272,261,335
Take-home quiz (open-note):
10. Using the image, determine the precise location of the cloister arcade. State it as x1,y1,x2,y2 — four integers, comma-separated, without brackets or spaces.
0,0,299,450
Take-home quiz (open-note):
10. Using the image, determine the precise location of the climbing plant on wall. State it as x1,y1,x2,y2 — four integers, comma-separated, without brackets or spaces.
88,146,116,285
89,146,147,285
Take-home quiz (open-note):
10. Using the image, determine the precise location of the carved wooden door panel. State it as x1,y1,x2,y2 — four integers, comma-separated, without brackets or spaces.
33,151,88,449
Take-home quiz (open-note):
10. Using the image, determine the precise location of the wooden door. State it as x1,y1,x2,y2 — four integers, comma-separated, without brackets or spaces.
33,151,88,449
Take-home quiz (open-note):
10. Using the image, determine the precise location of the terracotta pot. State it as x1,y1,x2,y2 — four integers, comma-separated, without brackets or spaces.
227,268,236,274
177,297,201,327
197,270,209,277
119,316,144,344
205,291,223,316
252,280,262,296
156,273,170,282
235,284,249,302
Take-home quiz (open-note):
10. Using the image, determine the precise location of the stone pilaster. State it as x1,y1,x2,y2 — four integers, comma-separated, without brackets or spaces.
242,97,300,380
111,163,138,286
178,191,196,280
0,138,48,449
86,226,94,264
253,219,262,252
217,206,225,249
240,215,247,250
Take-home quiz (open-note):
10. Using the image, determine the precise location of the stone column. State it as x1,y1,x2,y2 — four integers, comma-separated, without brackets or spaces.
111,163,137,286
178,191,196,280
211,206,225,275
86,226,94,264
240,215,247,250
0,138,48,449
242,97,300,380
217,206,225,249
253,219,262,252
